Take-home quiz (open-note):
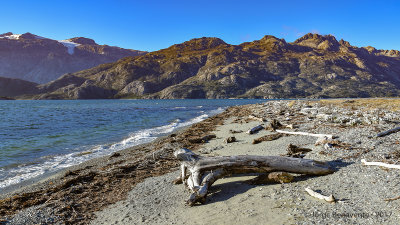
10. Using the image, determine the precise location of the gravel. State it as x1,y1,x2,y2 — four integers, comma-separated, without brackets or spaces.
5,99,400,224
4,205,61,225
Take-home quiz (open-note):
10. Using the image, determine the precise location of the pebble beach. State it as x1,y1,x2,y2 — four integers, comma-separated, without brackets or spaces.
2,99,400,224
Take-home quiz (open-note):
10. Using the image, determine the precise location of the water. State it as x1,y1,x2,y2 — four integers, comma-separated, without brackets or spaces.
0,99,265,190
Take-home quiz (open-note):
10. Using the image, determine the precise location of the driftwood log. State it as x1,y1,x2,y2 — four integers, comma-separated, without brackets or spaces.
384,195,400,202
305,187,336,203
252,133,284,144
284,144,312,158
275,130,335,139
247,125,264,134
174,148,334,206
361,159,400,169
248,115,267,122
377,126,400,137
189,134,216,143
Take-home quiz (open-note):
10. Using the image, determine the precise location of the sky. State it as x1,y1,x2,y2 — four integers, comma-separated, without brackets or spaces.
1,0,399,52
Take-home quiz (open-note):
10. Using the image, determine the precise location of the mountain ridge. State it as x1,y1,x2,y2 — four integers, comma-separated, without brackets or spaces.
0,32,147,84
6,32,400,99
0,76,39,97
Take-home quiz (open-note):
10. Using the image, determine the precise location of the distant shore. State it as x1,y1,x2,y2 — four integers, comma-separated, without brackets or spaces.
2,98,400,224
0,96,14,100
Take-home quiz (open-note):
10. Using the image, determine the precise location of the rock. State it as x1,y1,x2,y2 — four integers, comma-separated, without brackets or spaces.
67,37,97,45
226,136,236,143
109,152,121,158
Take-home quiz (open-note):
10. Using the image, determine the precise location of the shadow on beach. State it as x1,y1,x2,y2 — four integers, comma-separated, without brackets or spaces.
199,159,353,205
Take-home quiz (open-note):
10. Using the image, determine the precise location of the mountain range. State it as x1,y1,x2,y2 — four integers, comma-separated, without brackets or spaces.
2,32,400,99
0,32,146,84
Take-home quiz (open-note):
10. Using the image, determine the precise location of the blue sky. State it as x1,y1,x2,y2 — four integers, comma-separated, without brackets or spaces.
1,0,399,52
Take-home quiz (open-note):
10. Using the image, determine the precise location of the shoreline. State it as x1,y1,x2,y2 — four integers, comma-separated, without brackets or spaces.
0,105,231,223
0,135,175,199
2,99,400,224
0,122,193,199
0,99,240,197
0,98,264,194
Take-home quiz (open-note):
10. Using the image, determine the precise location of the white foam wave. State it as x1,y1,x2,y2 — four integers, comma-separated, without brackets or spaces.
176,114,208,127
209,107,225,115
0,109,226,189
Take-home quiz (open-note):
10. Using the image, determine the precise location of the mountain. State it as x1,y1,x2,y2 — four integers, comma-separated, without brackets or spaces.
0,76,38,97
0,32,147,84
31,33,400,99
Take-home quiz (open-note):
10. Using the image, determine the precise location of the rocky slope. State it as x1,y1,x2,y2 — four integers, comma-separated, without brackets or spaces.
0,77,39,97
32,33,400,99
0,32,147,84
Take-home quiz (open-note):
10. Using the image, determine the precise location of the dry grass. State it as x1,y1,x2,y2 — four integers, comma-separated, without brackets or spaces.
319,98,400,111
287,100,296,108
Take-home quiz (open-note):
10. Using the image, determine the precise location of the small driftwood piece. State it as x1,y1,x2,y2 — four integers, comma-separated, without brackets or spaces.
305,187,336,203
377,126,400,137
248,115,266,122
247,125,264,134
174,148,334,206
229,129,242,134
315,137,340,146
361,159,400,169
384,196,400,202
252,133,284,144
284,144,312,158
189,134,216,143
266,119,283,131
276,130,335,139
285,124,295,129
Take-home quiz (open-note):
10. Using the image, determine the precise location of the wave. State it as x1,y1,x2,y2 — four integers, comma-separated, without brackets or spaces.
0,107,226,190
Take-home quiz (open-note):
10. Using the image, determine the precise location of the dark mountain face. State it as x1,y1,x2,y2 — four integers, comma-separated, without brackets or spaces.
0,77,38,97
23,34,400,99
0,32,147,84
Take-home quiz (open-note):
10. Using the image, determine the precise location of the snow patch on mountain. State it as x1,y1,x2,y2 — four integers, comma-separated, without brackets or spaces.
0,34,22,40
0,33,46,40
58,40,81,55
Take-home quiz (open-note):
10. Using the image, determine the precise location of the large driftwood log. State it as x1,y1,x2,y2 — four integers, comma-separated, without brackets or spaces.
174,148,334,206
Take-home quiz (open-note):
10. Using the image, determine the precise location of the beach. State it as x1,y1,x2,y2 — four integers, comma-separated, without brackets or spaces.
2,99,400,224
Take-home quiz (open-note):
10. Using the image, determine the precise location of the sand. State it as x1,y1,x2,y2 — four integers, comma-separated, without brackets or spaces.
91,119,300,225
